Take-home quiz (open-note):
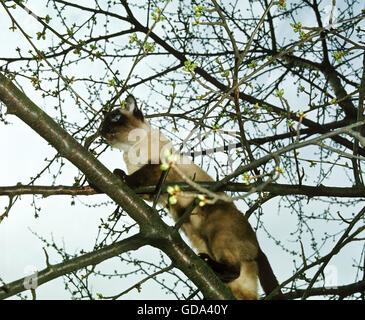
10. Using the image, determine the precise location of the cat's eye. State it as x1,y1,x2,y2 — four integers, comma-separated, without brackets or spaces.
111,114,121,122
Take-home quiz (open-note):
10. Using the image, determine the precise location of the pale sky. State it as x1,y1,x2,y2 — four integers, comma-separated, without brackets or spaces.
0,0,364,300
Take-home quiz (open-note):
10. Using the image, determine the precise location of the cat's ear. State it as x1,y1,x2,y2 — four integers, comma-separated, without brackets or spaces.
124,94,144,121
125,95,137,113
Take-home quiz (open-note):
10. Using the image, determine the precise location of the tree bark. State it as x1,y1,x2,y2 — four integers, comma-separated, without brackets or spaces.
0,72,235,300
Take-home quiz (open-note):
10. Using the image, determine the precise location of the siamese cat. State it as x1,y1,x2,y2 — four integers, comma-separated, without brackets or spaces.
99,95,281,300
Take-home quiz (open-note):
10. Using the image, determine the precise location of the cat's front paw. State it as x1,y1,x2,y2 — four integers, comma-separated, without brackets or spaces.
113,168,127,182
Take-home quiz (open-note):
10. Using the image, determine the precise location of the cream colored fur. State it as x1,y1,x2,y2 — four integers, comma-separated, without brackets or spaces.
102,104,259,300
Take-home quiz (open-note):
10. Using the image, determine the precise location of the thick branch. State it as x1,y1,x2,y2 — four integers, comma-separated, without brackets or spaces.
0,73,234,300
0,234,148,299
2,182,365,199
121,5,364,156
279,53,357,119
282,280,365,300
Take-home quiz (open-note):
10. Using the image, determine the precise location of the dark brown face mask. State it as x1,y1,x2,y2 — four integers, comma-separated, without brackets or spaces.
100,95,145,145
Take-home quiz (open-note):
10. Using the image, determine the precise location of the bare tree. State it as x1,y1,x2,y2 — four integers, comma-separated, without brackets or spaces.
0,0,364,300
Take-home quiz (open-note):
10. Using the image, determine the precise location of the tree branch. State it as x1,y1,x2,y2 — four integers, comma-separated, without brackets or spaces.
2,182,365,199
282,279,365,300
0,234,148,299
0,72,235,300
